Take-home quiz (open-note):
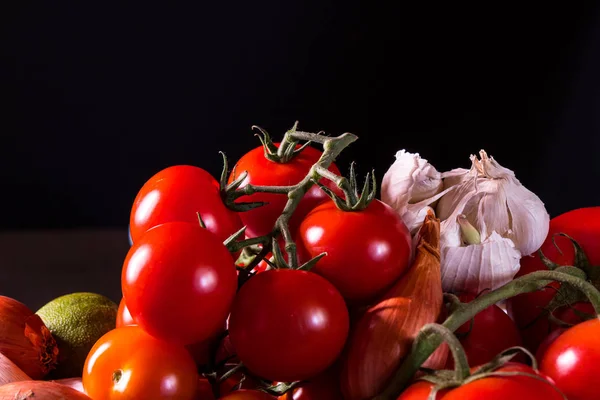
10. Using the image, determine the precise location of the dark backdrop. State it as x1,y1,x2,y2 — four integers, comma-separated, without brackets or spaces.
2,2,600,231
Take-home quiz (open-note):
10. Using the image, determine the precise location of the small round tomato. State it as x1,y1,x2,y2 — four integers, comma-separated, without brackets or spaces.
535,328,566,362
228,143,341,238
228,269,349,382
122,222,237,345
507,207,600,353
219,390,275,400
398,363,563,400
130,165,243,244
278,368,344,399
446,292,522,368
196,378,216,400
116,298,135,328
540,317,600,400
82,326,198,399
296,199,411,304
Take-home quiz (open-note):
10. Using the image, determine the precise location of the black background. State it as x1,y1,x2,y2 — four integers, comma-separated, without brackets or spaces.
2,2,600,231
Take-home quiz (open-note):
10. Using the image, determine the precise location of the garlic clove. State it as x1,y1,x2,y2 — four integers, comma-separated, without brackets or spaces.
381,150,443,217
441,231,521,293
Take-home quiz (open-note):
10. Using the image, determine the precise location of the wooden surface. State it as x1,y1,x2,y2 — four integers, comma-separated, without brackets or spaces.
0,229,130,311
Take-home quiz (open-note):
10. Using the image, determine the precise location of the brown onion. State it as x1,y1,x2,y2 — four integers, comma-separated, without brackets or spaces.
51,378,84,393
0,296,58,379
0,380,91,399
0,353,30,386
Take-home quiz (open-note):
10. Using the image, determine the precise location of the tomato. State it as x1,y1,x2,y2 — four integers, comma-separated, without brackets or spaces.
398,363,562,399
228,269,349,382
82,325,198,399
278,368,344,399
507,207,600,353
196,378,216,400
228,143,341,238
446,292,522,368
535,328,566,362
295,199,411,304
540,317,600,400
116,297,135,328
218,390,275,400
130,165,243,244
122,222,237,345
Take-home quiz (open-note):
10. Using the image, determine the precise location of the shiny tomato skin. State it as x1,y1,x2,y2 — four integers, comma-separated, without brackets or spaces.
228,269,350,382
396,380,448,399
228,144,341,238
446,293,522,368
507,207,600,353
536,328,567,362
116,297,135,328
296,199,411,304
130,165,243,244
278,368,344,400
219,390,276,400
82,326,198,400
122,222,237,345
540,318,600,400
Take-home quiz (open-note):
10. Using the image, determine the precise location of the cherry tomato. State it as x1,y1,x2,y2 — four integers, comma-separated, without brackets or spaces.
278,367,344,399
446,292,522,368
116,297,135,328
122,221,237,345
82,326,198,399
398,363,562,400
540,317,600,400
535,328,566,362
228,269,349,382
218,390,275,400
296,199,411,304
228,143,341,238
130,165,243,244
507,207,600,353
195,378,216,400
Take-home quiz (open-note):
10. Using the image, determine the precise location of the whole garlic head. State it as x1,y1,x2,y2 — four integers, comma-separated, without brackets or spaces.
381,150,444,234
437,150,550,257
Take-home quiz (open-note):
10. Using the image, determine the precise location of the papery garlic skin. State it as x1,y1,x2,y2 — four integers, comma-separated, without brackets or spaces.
437,150,550,257
381,150,444,234
441,231,522,293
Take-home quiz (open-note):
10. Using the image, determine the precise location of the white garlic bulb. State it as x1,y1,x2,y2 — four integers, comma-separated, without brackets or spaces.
435,150,550,292
381,150,445,234
437,150,550,256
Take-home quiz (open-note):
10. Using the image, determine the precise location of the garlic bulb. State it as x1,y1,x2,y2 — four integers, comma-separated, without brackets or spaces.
381,150,445,234
437,150,550,256
436,150,550,292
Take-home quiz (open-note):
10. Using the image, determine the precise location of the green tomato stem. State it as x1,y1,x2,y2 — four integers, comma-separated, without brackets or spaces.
375,270,600,399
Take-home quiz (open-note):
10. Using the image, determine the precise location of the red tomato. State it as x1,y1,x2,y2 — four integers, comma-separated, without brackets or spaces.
195,378,216,400
398,363,562,400
507,207,600,353
446,292,522,368
296,199,411,304
540,317,600,400
130,165,243,244
219,390,275,400
228,269,349,382
122,222,237,345
228,144,341,238
278,368,344,399
535,328,566,362
82,326,198,399
116,297,135,327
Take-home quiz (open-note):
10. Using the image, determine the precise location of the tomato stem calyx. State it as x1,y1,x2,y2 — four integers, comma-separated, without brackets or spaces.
314,162,377,212
375,270,600,399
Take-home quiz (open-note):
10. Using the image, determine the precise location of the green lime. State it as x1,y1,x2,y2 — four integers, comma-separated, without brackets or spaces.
36,292,118,378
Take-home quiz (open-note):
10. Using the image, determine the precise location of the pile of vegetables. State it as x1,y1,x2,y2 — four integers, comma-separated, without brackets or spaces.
0,124,599,400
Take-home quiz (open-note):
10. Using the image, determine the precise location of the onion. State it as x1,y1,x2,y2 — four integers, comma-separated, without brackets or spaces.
0,380,91,399
51,378,84,393
0,353,30,386
0,296,58,379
